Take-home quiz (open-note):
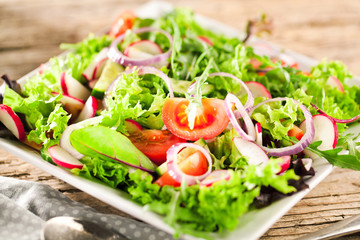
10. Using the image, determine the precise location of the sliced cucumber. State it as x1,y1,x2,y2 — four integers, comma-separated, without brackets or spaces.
170,78,214,96
155,138,207,176
91,60,124,99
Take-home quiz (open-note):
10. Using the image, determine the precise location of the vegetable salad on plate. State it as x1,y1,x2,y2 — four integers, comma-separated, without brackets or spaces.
1,8,360,239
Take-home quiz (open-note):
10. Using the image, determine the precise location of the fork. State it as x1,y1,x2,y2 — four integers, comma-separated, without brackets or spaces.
296,214,360,240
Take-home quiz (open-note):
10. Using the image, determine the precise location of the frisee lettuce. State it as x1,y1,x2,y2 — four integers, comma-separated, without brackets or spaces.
100,70,167,132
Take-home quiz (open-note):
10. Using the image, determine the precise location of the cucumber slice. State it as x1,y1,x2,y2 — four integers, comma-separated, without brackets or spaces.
91,60,124,99
170,78,214,96
155,138,207,176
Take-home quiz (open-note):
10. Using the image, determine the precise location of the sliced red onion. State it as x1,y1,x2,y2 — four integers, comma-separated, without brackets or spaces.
209,72,254,111
166,143,212,186
200,170,231,187
224,93,256,141
108,27,173,67
311,103,360,124
249,98,315,156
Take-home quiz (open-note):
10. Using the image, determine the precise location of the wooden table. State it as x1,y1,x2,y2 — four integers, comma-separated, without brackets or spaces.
1,0,360,239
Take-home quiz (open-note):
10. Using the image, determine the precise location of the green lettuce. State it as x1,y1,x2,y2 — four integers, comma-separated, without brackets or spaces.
100,70,167,131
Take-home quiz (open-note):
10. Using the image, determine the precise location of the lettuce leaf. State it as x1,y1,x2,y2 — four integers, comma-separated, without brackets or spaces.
252,98,302,140
100,71,167,131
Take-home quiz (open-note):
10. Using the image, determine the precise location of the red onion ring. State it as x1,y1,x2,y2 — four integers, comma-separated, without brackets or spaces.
249,98,315,156
224,93,256,141
108,27,173,67
311,103,360,124
209,72,254,111
166,143,213,186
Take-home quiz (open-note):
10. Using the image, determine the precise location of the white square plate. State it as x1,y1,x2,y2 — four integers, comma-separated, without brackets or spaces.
1,2,359,239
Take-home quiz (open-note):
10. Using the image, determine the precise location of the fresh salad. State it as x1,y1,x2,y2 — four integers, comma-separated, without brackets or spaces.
1,8,360,239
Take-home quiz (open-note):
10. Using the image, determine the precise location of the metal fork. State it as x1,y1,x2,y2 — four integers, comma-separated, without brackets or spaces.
296,214,360,240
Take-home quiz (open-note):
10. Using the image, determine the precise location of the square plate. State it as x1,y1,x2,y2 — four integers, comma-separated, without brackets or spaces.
1,1,359,239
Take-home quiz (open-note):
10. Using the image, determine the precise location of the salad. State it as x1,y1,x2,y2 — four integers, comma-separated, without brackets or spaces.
1,7,360,239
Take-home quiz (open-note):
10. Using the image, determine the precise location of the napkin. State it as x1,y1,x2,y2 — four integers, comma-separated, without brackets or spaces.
0,176,175,240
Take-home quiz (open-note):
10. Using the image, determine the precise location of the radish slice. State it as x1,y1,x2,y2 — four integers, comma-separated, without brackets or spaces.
73,96,98,123
255,122,263,146
327,76,345,93
82,47,109,81
233,137,269,166
224,93,256,141
125,119,142,134
52,92,85,121
277,155,291,174
200,170,231,187
311,104,360,124
198,36,213,46
245,81,271,99
124,40,166,68
108,27,173,67
299,114,338,150
209,72,254,111
0,104,25,141
249,98,315,156
60,117,102,159
166,143,212,186
60,72,90,101
124,40,162,57
48,145,83,169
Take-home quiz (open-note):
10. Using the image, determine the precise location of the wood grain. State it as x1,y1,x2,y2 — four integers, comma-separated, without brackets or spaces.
1,0,360,239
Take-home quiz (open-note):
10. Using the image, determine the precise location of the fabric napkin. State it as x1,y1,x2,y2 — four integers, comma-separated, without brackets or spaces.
0,176,175,240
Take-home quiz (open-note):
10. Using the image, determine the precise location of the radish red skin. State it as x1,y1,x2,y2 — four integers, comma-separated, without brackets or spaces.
0,104,25,141
48,145,83,169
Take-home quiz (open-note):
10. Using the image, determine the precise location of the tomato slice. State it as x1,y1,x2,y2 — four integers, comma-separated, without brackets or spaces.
155,151,208,187
162,98,229,141
287,124,304,141
128,129,186,166
108,10,136,38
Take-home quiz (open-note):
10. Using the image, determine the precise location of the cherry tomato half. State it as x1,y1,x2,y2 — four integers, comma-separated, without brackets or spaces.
162,98,229,141
155,151,208,187
108,10,136,38
128,129,186,166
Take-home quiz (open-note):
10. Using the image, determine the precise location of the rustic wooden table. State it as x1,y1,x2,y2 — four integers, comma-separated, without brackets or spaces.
1,0,360,239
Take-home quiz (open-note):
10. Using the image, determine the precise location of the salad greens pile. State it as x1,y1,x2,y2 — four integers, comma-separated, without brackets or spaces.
2,7,360,239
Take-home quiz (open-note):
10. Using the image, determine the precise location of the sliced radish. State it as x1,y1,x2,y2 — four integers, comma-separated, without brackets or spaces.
245,81,271,99
200,170,231,187
277,155,291,174
52,92,85,121
123,40,165,68
124,40,163,57
88,79,98,89
60,116,102,159
198,36,213,46
60,72,90,101
300,113,338,151
255,122,263,146
73,96,98,123
233,137,269,166
279,53,298,68
0,104,25,141
125,119,143,134
82,47,109,81
327,76,345,93
48,145,83,169
60,124,85,159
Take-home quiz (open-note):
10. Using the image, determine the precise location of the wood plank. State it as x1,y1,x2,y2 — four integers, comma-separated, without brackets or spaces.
1,0,360,239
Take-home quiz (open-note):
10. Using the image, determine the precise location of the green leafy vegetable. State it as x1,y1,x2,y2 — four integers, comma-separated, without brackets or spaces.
70,125,156,171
